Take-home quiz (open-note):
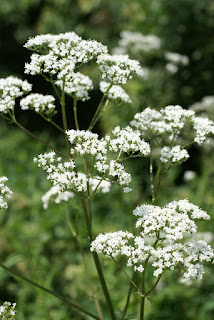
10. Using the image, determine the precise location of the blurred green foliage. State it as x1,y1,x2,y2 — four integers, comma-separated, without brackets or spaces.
1,0,214,319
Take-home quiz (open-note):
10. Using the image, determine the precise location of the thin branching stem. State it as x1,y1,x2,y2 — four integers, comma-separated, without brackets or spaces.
111,257,142,295
0,261,100,320
66,209,104,320
39,113,64,132
60,79,70,153
120,271,135,320
88,85,112,131
73,99,79,130
150,155,155,204
145,274,162,296
81,158,116,320
13,119,69,159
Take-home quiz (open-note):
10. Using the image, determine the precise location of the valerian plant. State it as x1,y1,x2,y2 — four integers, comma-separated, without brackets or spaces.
0,31,214,320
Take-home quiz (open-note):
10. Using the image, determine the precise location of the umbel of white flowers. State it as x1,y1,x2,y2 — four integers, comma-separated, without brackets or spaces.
0,31,145,115
0,176,13,209
91,199,214,284
34,127,151,196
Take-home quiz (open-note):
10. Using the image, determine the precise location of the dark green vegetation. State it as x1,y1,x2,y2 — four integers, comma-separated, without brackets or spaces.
1,0,214,319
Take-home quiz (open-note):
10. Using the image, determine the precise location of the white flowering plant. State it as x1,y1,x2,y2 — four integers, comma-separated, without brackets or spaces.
0,302,16,320
0,31,214,320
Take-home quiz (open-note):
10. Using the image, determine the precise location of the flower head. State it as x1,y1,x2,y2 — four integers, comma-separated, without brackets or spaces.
0,176,13,209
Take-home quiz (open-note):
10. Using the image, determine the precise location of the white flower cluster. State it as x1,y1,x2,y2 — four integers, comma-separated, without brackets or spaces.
35,128,150,194
99,81,131,104
165,52,189,66
131,105,214,146
0,301,16,319
113,30,161,55
20,93,56,117
56,72,93,101
91,199,214,284
67,128,150,185
66,129,132,186
0,176,13,209
42,175,111,209
190,96,214,113
97,54,144,85
165,51,189,74
0,76,32,114
110,126,151,156
24,32,108,80
42,185,74,209
193,117,214,144
34,151,86,193
160,145,189,165
183,170,197,182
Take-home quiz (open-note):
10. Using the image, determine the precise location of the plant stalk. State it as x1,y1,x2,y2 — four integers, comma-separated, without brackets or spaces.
0,261,100,320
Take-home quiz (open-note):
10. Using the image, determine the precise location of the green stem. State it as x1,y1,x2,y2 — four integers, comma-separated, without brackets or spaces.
13,119,69,159
120,272,135,320
39,113,64,132
111,257,141,295
66,210,104,320
153,164,164,204
0,261,100,320
150,155,155,203
73,99,79,130
88,85,112,131
92,252,117,320
0,114,12,122
145,274,162,296
81,159,116,320
60,79,70,154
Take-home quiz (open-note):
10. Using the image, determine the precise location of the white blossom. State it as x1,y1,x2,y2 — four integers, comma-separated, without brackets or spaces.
24,32,107,80
165,63,178,74
184,170,197,182
0,301,16,319
160,145,189,165
42,185,74,209
20,93,56,116
0,76,32,114
110,126,151,156
131,105,214,148
190,96,214,112
56,72,93,101
0,176,13,209
99,81,132,103
97,54,144,85
113,31,161,55
193,116,214,144
165,52,189,66
91,199,214,284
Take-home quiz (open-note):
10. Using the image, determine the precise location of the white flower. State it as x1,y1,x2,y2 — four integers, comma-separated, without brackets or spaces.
91,199,214,284
0,301,16,319
0,176,13,209
113,31,161,55
0,76,32,114
165,63,178,74
97,54,144,85
184,170,197,181
193,116,214,144
110,126,151,156
190,96,214,112
24,32,107,80
42,185,74,209
20,93,56,116
160,145,189,165
100,81,132,103
165,52,189,66
56,72,93,101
